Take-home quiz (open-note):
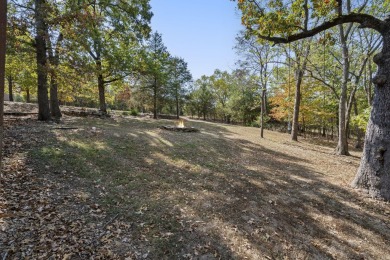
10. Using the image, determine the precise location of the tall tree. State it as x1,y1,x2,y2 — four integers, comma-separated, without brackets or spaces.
230,70,259,125
7,1,38,103
68,0,152,115
34,0,51,120
236,0,390,200
193,76,215,120
168,56,192,119
143,32,170,119
47,32,63,119
291,41,311,141
210,70,234,123
235,32,274,137
0,0,6,171
11,0,60,120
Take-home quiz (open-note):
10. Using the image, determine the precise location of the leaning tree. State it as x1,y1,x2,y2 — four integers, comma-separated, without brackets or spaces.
236,0,390,200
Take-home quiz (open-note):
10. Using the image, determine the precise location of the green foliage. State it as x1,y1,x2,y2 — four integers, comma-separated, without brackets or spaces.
5,0,382,135
135,34,193,117
352,107,371,131
185,70,260,124
237,0,340,38
130,108,139,116
122,108,138,116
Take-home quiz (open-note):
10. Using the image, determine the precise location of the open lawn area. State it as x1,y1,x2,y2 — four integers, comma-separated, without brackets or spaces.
1,114,390,259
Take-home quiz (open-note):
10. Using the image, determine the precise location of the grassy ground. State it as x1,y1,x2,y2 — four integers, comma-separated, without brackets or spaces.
1,109,390,259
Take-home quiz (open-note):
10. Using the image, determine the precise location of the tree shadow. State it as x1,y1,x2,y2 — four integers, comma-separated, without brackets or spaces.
4,115,389,259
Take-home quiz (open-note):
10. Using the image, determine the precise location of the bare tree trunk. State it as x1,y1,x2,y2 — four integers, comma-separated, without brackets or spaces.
0,0,6,172
48,33,63,119
26,88,30,103
363,58,373,106
35,0,51,121
291,69,302,141
153,78,157,119
291,44,310,141
367,58,373,106
260,87,266,138
345,85,357,139
7,75,13,101
95,59,107,114
352,30,390,201
98,73,106,113
353,98,363,149
50,74,62,119
335,24,349,155
176,86,180,119
331,117,334,140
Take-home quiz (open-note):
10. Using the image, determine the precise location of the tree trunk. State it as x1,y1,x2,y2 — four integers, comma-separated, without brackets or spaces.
48,32,63,119
345,85,357,140
7,75,13,101
176,87,180,119
335,24,349,155
367,58,373,106
260,87,266,138
98,73,106,113
153,78,157,119
26,88,30,103
96,60,106,114
352,30,390,201
35,0,51,121
50,73,62,119
291,69,303,141
291,44,310,141
0,0,6,172
331,117,334,140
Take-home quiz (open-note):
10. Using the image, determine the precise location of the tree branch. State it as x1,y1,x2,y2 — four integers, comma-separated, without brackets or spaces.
252,13,384,44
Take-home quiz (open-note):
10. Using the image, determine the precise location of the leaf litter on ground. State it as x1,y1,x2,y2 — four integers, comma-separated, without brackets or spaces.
1,106,390,259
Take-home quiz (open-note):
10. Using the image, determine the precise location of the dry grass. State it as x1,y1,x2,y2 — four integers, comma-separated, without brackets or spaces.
2,109,390,259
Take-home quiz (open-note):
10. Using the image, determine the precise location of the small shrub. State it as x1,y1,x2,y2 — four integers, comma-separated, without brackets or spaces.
130,108,138,116
122,111,130,116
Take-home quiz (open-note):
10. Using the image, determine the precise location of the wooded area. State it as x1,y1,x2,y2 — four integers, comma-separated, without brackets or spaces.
1,0,390,258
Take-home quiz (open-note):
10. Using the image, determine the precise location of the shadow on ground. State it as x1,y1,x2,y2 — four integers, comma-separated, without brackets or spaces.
2,115,389,259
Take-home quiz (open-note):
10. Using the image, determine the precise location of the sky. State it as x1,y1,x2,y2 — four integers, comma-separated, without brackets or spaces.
149,0,244,80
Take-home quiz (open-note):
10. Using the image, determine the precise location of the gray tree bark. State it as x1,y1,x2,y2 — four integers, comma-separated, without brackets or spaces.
260,87,266,138
352,29,390,200
335,24,349,155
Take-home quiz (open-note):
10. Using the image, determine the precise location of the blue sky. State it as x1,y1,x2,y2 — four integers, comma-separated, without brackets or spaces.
150,0,244,80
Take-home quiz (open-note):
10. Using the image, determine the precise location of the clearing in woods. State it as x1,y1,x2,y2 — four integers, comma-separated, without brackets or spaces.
1,107,390,259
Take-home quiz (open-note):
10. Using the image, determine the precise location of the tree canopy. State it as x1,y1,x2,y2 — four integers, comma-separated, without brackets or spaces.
235,0,390,200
